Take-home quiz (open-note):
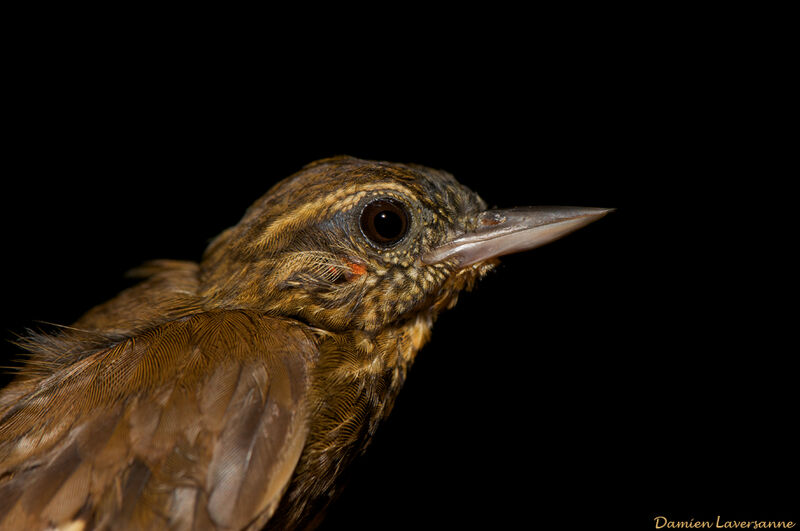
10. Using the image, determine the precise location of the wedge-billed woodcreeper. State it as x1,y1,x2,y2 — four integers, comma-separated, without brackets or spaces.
0,156,611,530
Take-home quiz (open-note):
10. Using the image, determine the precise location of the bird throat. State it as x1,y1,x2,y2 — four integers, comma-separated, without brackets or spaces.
268,261,499,527
266,309,435,528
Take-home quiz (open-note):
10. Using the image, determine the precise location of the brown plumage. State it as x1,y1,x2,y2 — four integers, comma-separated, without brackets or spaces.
0,156,611,530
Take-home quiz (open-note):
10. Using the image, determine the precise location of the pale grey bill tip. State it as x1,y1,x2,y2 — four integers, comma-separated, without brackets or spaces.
421,206,614,267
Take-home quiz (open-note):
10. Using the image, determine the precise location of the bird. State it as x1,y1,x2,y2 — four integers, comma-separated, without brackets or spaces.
0,156,611,530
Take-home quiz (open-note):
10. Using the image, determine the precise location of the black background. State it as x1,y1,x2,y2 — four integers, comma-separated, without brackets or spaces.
2,8,795,530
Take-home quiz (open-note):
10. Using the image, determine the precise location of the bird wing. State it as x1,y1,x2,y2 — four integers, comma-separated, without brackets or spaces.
0,310,317,530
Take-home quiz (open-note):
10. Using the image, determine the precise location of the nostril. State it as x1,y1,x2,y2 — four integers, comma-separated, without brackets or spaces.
479,211,506,226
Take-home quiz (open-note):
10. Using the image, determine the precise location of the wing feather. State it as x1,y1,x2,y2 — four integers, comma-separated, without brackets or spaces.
0,310,317,530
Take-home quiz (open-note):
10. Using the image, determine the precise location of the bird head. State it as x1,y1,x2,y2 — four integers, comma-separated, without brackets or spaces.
199,156,611,333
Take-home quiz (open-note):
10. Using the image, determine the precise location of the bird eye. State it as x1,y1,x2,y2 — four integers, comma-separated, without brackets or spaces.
360,198,409,247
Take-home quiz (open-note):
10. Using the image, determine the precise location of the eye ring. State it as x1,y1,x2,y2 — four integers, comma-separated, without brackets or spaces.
359,197,409,247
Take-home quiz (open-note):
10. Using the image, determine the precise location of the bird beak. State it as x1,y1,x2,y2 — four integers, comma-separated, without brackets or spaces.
421,206,614,267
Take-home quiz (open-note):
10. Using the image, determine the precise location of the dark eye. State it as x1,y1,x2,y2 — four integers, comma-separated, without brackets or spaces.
360,198,409,247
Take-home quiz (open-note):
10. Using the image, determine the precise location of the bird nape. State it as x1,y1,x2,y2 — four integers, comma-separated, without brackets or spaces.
0,156,612,530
